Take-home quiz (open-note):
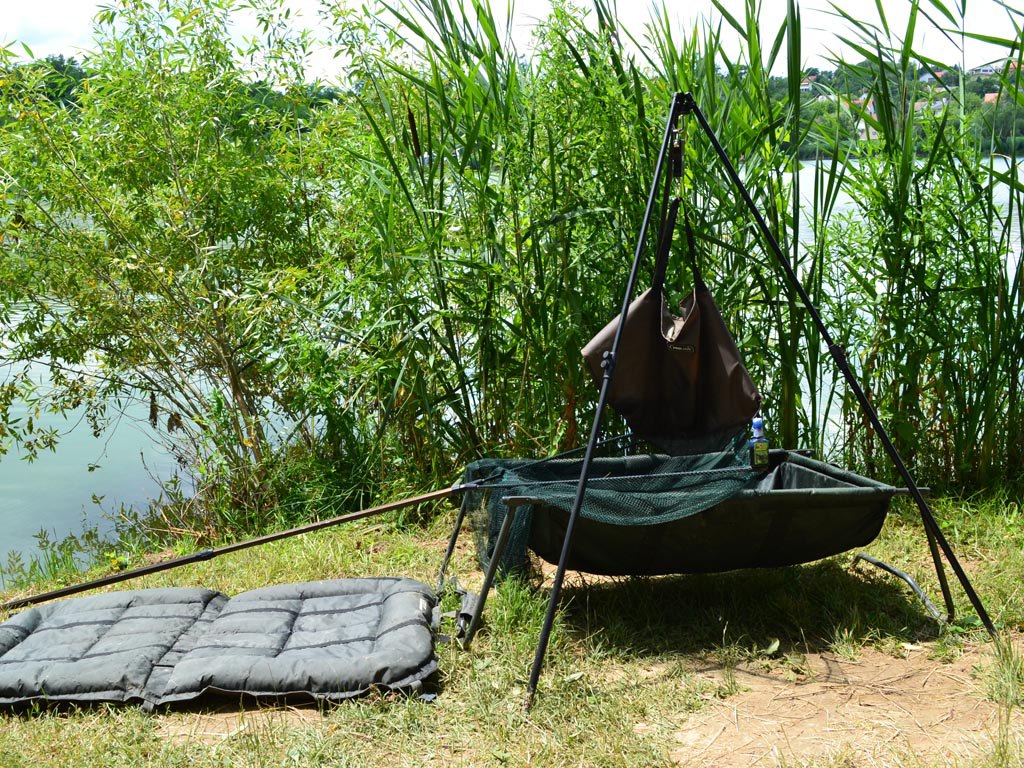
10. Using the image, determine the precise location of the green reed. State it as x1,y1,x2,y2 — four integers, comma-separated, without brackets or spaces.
340,0,1022,495
820,2,1024,489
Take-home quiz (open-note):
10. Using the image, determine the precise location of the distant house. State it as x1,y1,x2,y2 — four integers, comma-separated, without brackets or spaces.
969,60,1021,76
799,74,818,93
983,92,1000,105
919,70,946,83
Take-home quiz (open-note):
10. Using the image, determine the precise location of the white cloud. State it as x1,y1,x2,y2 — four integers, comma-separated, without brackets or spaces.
0,1,98,57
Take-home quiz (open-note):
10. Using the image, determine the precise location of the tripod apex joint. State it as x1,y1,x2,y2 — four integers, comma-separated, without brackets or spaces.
677,91,697,114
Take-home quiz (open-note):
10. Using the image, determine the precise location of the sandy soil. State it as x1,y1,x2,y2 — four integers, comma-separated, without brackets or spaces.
667,642,1021,767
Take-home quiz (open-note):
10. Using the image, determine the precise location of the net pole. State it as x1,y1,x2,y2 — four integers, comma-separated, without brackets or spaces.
3,485,462,613
683,92,994,636
525,93,689,705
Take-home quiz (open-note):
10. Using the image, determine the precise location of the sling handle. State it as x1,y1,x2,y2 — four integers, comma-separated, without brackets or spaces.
652,196,706,296
652,120,705,295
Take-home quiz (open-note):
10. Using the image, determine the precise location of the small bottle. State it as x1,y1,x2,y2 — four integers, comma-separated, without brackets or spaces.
749,416,769,470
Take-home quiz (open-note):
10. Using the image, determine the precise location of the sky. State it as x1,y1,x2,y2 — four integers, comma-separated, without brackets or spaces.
0,0,1019,80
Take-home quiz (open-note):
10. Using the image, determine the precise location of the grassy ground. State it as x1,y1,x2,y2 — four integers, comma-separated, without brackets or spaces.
0,495,1022,767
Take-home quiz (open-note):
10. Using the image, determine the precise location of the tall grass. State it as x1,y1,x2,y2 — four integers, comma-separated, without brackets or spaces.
326,0,1023,496
822,4,1024,487
329,0,659,477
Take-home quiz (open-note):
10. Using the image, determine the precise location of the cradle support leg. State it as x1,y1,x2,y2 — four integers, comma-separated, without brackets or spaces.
924,525,956,622
854,552,944,622
436,492,472,595
462,501,520,650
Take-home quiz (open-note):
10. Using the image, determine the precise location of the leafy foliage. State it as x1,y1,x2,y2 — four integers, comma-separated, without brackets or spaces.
0,0,366,527
1,0,1022,551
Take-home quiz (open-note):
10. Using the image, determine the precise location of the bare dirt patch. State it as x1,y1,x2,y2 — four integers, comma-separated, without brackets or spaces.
669,642,1021,767
157,705,325,746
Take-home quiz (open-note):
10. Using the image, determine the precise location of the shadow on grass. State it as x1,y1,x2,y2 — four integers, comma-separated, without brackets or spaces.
552,557,940,657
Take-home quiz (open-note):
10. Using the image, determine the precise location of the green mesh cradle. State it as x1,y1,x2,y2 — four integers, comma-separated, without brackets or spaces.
466,441,897,577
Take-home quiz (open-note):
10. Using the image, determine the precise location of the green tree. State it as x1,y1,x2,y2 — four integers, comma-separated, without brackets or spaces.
974,98,1024,154
798,97,857,157
0,0,358,525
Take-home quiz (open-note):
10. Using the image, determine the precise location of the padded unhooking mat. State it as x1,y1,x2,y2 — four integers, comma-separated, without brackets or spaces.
0,577,437,708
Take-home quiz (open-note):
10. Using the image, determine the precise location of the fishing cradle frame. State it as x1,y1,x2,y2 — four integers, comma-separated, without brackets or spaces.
502,91,996,704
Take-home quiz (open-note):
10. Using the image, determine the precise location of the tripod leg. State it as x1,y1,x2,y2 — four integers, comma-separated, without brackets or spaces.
462,501,521,649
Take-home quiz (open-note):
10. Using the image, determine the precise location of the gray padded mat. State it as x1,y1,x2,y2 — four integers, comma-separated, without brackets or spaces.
0,578,436,708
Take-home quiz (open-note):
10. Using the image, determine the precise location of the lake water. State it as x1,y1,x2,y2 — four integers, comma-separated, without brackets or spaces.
0,362,182,570
1,158,1020,566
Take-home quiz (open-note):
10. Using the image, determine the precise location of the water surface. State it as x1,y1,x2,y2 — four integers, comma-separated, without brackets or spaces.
0,365,180,569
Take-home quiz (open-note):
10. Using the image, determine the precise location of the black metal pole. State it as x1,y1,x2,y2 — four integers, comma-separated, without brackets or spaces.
3,484,465,613
462,499,523,649
924,525,957,621
436,492,473,594
683,92,994,636
525,93,688,705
